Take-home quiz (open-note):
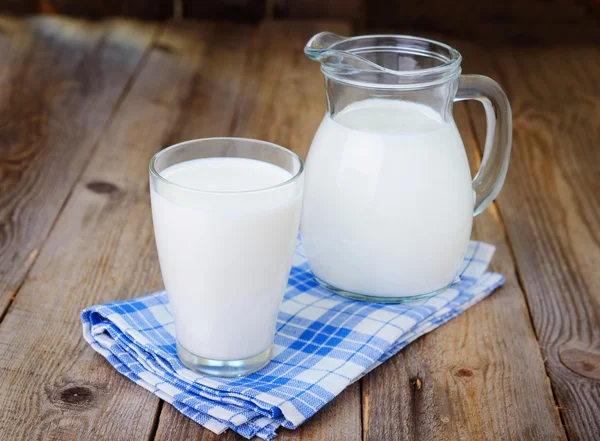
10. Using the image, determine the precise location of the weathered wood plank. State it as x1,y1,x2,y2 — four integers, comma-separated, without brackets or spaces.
0,0,36,15
360,101,567,440
0,21,223,440
458,41,600,441
182,0,265,22
273,0,363,21
277,383,361,441
1,16,592,441
0,16,158,317
159,22,254,145
366,0,600,43
33,0,173,19
153,19,362,441
0,0,173,17
230,20,350,161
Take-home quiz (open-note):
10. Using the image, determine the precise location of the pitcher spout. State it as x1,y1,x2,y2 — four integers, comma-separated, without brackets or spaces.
304,32,347,60
305,32,388,76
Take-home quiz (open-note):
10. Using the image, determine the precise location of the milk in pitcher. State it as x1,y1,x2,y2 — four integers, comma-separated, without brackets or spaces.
301,99,473,297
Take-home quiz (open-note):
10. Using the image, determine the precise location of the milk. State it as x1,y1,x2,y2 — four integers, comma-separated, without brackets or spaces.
151,157,302,361
301,99,473,297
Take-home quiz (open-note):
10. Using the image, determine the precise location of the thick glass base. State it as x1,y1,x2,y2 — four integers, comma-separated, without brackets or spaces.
315,277,451,304
177,343,272,377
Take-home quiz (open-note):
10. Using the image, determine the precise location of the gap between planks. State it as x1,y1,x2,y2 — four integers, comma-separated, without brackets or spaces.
464,93,573,441
0,23,165,328
460,41,600,440
0,18,181,441
462,94,572,435
460,76,570,440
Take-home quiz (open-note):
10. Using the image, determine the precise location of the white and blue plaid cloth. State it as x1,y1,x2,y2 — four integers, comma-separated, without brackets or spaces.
82,238,504,440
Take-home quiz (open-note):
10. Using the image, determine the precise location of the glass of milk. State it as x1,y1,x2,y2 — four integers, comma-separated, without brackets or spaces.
149,138,304,376
302,33,512,302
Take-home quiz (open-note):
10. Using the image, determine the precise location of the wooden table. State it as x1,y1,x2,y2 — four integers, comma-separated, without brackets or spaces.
0,15,598,441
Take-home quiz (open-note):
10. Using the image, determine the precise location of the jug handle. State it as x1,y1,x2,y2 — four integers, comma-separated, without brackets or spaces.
455,75,512,216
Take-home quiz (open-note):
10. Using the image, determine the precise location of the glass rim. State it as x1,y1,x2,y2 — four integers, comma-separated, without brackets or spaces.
318,34,463,90
149,137,304,195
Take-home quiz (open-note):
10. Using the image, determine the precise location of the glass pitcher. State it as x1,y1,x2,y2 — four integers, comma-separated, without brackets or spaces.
301,33,512,302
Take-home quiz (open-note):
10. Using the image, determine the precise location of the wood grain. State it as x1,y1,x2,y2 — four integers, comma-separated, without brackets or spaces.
0,16,597,441
457,41,600,441
182,0,265,22
230,20,350,160
5,0,599,41
153,19,362,441
0,0,36,15
366,0,600,43
276,383,361,441
0,21,223,440
159,22,254,145
0,16,157,316
19,0,173,19
0,1,172,18
274,0,363,21
360,102,567,441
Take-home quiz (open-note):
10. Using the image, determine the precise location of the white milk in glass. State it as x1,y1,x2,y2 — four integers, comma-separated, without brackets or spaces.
301,99,473,297
151,157,302,360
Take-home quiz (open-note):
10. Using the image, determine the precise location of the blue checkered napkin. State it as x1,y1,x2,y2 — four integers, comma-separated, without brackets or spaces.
82,239,504,440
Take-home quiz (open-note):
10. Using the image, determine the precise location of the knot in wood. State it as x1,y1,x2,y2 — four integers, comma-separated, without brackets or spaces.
456,368,473,377
58,386,95,406
86,181,120,195
559,344,600,381
411,377,422,390
152,42,174,53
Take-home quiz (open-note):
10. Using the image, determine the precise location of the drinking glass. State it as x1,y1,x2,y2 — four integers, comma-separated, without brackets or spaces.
150,138,304,376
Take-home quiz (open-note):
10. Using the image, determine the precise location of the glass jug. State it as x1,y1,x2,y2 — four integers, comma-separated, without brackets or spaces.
301,33,512,302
